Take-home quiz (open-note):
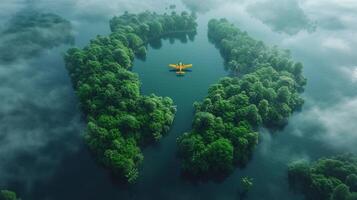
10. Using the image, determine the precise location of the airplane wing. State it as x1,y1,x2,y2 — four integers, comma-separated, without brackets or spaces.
182,64,192,69
169,64,178,68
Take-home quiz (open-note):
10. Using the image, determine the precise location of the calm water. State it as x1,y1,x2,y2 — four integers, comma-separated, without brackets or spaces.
1,0,357,200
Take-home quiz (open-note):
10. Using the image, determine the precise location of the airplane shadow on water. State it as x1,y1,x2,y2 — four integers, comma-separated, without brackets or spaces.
168,69,192,77
169,69,193,72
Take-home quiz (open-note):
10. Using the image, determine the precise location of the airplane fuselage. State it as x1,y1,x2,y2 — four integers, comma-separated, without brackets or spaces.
168,62,192,75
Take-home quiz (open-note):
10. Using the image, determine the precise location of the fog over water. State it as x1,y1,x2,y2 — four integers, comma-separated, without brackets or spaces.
1,0,357,199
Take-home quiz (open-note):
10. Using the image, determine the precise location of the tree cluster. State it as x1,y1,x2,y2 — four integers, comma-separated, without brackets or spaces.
241,176,254,192
0,190,19,200
177,19,306,178
65,11,197,183
288,154,357,200
110,11,197,48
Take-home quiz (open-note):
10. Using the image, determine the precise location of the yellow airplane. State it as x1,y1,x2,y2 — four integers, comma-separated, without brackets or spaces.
168,62,193,75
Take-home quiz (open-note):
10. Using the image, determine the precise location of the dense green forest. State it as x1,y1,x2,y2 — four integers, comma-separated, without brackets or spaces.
65,11,197,183
288,154,357,200
0,190,19,200
177,19,306,177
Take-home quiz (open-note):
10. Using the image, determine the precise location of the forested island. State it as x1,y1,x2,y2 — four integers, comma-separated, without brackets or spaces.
65,11,305,183
65,11,197,183
0,190,19,200
177,19,306,177
288,154,357,200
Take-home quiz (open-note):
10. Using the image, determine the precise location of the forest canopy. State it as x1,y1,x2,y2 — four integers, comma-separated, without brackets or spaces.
288,154,357,200
0,190,19,200
65,11,197,183
177,18,306,178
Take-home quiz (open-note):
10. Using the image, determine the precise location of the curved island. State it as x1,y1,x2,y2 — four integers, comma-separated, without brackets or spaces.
177,18,306,178
288,154,357,200
65,11,197,183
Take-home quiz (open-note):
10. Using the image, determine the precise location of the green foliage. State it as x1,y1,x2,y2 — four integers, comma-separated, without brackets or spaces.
65,11,197,183
206,138,234,173
332,184,351,200
109,11,197,42
347,193,357,200
177,18,305,178
241,176,254,192
288,154,357,200
0,190,18,200
347,174,357,191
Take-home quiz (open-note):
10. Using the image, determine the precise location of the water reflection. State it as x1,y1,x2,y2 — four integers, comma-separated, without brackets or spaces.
0,51,84,192
149,31,197,50
0,0,357,199
0,5,81,196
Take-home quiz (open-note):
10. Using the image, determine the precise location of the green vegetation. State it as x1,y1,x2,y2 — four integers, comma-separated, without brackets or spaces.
65,11,197,183
0,11,73,62
177,19,306,177
241,176,254,192
288,154,357,200
0,190,19,200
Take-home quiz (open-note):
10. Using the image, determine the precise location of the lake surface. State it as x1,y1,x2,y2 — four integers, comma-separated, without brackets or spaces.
1,0,357,200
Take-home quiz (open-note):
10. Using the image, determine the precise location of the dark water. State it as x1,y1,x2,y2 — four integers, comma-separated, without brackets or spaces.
1,0,357,200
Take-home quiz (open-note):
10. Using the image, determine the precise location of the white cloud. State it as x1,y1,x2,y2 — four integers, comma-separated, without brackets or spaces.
322,37,351,52
292,97,357,152
181,0,240,13
0,53,85,190
339,66,357,83
30,0,174,21
300,0,357,31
